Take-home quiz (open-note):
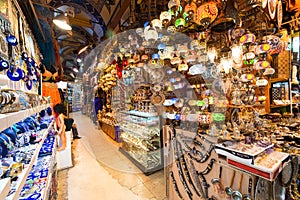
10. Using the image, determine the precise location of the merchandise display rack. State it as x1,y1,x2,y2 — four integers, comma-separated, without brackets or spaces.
119,111,163,175
0,104,51,133
4,120,54,200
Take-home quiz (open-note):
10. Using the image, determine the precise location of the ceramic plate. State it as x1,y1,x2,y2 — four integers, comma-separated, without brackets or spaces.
151,92,165,105
277,0,282,28
255,177,272,200
268,0,277,19
262,0,268,8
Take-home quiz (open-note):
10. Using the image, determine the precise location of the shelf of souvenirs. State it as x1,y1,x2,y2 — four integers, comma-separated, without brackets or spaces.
0,103,51,133
20,135,57,200
3,122,54,200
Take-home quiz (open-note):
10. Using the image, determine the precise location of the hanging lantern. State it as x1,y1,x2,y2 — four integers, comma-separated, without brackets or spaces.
160,11,172,27
240,33,256,45
144,27,158,41
151,19,162,29
207,47,217,63
231,44,243,67
220,58,233,74
157,43,166,53
175,18,186,29
195,2,218,27
184,2,197,21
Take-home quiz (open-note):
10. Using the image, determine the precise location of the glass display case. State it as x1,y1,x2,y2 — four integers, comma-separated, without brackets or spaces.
119,111,163,175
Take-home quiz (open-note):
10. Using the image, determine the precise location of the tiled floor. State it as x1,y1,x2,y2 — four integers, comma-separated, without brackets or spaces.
57,112,167,200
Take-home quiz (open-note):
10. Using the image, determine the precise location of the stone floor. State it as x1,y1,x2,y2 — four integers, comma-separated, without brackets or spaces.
56,112,167,200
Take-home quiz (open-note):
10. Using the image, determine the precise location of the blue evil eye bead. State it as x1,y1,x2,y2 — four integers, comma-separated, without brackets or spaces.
7,68,24,81
0,59,9,71
175,113,181,120
27,57,36,65
6,34,18,46
21,52,28,61
26,80,33,90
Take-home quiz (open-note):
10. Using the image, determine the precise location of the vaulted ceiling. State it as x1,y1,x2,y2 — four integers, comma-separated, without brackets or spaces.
19,0,108,81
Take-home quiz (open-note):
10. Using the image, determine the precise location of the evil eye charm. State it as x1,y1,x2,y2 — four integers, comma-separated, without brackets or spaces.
26,57,36,67
21,52,28,61
6,34,18,46
0,59,9,71
7,68,24,81
26,80,33,90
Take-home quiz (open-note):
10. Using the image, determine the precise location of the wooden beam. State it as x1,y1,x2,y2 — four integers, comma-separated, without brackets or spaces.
107,0,131,30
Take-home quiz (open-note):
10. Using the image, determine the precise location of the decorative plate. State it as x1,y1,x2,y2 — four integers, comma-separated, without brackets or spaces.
277,0,282,29
151,92,165,105
256,78,269,86
268,0,277,19
263,67,275,75
279,160,293,187
273,177,286,200
262,0,268,8
152,84,162,92
255,177,272,200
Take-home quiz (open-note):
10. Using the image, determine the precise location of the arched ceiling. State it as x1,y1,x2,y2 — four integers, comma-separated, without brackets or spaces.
19,0,107,81
48,0,106,81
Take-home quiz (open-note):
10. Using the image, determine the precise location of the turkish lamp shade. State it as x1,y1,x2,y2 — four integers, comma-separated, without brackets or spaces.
53,14,72,31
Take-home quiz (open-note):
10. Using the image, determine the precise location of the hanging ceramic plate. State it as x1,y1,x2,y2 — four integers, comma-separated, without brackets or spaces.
277,0,282,29
152,84,162,92
268,0,277,19
151,92,165,105
262,0,268,8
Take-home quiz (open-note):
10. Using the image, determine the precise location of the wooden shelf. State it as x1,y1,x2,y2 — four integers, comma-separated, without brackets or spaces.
0,178,10,200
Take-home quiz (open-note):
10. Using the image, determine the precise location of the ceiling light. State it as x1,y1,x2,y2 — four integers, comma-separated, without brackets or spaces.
78,45,90,55
53,13,72,31
69,73,75,78
73,67,79,73
76,58,82,63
